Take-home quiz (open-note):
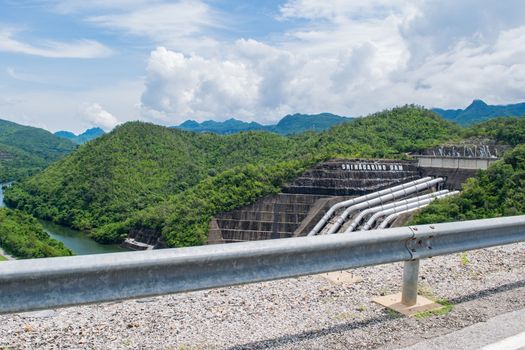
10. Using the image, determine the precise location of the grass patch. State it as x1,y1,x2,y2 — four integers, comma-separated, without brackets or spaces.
460,252,469,266
0,255,7,261
415,300,454,319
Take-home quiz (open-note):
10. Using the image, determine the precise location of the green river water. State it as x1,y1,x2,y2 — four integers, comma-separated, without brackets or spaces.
0,183,127,255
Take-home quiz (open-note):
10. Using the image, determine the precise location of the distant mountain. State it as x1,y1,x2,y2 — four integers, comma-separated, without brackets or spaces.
433,100,525,125
174,113,351,135
0,119,77,181
177,118,266,134
269,113,350,134
55,127,105,144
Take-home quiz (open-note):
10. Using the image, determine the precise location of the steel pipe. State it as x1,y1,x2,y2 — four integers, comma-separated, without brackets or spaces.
344,190,450,233
307,177,432,236
326,178,444,234
361,191,459,231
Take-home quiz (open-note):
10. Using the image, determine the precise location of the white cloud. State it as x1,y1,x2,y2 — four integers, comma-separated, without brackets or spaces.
138,0,525,124
87,0,223,51
0,28,113,59
141,46,261,122
0,80,142,133
78,103,120,130
48,0,159,14
6,67,45,83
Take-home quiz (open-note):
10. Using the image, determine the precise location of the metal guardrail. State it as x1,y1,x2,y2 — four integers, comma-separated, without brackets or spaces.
0,216,524,314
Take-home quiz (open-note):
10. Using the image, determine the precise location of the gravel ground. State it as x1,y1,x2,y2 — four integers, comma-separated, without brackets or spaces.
0,242,523,350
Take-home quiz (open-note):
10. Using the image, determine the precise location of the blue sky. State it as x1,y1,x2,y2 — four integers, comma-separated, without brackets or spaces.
1,0,525,133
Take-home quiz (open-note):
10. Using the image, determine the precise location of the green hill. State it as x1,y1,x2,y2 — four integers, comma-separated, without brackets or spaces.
465,116,525,146
4,122,300,231
0,119,77,181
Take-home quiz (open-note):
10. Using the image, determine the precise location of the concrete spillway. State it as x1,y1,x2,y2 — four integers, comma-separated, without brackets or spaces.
208,159,422,244
208,193,333,243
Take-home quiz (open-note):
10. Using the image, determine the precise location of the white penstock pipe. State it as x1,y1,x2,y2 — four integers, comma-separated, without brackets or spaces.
378,207,422,229
307,177,433,236
361,191,460,231
343,190,450,233
326,177,444,235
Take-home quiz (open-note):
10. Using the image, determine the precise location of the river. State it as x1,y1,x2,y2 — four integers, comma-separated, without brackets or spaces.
0,183,127,255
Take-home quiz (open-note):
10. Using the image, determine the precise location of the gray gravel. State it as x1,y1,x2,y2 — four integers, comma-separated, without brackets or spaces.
0,242,523,350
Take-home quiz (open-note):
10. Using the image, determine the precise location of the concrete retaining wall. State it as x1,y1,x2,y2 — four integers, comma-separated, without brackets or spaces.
416,156,498,170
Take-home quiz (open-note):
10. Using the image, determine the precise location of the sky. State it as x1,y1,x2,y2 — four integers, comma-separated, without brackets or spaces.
0,0,525,133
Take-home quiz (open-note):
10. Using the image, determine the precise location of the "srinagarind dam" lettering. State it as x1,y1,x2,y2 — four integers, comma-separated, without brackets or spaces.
341,163,404,171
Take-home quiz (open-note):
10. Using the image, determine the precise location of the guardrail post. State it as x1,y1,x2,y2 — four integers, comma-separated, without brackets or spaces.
401,259,419,306
374,258,441,316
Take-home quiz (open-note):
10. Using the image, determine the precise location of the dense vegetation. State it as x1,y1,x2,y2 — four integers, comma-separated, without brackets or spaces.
175,113,351,135
5,122,301,231
92,159,317,246
0,208,72,258
55,127,105,144
307,107,461,157
0,119,77,181
411,115,525,224
433,99,525,125
411,144,525,224
465,116,525,146
4,106,461,246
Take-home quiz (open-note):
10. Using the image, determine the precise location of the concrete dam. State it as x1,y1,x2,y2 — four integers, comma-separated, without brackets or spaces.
208,159,441,244
207,144,507,244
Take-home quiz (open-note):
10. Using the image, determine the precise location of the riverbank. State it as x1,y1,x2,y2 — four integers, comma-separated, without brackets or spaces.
0,242,523,349
1,183,127,256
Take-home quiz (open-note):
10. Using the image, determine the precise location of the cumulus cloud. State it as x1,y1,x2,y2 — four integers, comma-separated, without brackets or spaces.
137,0,525,124
0,28,113,59
79,103,120,130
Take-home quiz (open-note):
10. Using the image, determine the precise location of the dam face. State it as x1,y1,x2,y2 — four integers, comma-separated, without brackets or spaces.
208,159,422,244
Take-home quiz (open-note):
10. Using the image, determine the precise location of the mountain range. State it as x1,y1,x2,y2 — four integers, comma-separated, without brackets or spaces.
432,99,525,125
55,127,105,144
174,113,351,135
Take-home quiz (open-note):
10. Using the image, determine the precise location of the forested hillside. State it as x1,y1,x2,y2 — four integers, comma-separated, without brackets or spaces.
411,116,525,224
410,144,525,224
3,106,460,246
5,122,300,231
0,119,77,181
465,116,525,146
0,208,72,258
